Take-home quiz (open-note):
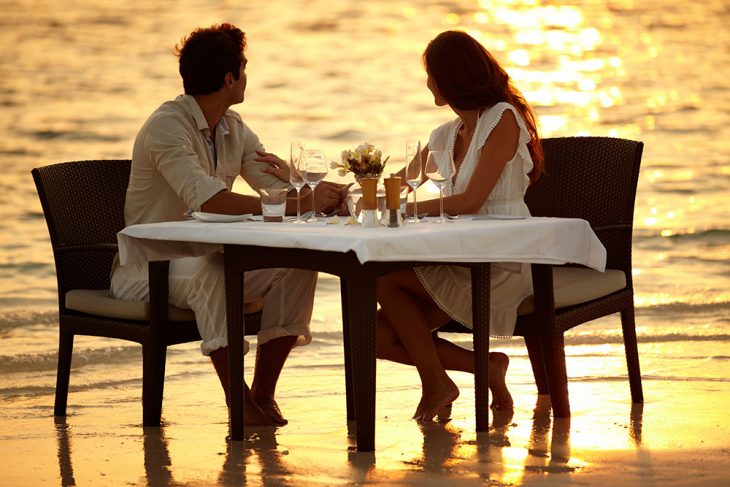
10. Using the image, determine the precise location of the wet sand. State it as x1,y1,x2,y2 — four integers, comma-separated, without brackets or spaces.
2,354,728,486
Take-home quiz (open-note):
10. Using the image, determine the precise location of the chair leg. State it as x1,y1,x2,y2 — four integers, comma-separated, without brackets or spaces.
542,332,570,417
142,343,167,427
524,335,550,395
54,328,74,417
620,305,644,403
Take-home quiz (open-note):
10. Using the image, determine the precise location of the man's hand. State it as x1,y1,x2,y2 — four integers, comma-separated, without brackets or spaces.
256,150,291,182
313,182,342,214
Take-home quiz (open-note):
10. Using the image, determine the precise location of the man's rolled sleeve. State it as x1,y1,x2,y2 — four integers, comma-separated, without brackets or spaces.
146,117,227,210
237,122,289,193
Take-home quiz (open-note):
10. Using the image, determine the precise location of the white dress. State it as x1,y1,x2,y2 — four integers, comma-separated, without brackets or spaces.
415,102,534,337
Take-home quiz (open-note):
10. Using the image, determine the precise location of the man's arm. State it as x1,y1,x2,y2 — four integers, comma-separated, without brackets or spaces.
200,189,261,215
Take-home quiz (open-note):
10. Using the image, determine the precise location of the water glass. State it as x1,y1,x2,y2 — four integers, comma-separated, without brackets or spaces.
260,187,288,222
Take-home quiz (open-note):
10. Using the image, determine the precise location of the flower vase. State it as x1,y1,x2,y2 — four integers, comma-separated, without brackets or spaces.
347,175,386,224
358,177,380,227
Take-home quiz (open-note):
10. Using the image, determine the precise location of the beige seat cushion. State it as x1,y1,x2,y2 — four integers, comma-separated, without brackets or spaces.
65,289,262,322
517,267,626,316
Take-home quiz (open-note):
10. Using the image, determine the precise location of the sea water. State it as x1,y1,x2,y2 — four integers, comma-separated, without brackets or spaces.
0,0,728,464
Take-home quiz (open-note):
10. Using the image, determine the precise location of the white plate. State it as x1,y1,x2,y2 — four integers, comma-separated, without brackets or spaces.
473,214,527,220
191,212,252,223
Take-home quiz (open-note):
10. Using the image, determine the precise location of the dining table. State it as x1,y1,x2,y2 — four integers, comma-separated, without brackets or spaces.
117,214,607,451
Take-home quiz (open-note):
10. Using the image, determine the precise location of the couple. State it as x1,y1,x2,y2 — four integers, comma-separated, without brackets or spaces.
111,23,543,427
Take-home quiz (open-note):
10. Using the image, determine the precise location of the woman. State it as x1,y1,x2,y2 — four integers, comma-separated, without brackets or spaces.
379,30,544,422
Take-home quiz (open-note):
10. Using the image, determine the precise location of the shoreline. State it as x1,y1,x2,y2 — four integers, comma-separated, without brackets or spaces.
2,358,729,486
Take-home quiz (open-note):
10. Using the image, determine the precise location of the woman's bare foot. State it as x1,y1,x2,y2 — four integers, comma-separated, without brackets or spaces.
415,379,460,422
436,402,453,422
489,352,513,410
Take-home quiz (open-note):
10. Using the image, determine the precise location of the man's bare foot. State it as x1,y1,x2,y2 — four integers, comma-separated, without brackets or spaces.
416,380,460,422
254,397,288,426
244,396,279,426
489,352,513,410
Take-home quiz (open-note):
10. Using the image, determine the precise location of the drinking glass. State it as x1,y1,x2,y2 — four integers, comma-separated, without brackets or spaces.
300,149,328,222
404,140,422,223
424,150,454,223
260,188,288,222
289,141,306,223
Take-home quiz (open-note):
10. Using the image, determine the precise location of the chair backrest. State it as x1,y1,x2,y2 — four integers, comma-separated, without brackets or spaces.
525,137,643,275
32,160,131,296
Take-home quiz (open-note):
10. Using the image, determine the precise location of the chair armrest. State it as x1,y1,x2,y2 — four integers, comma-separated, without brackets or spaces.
56,243,119,255
592,224,632,233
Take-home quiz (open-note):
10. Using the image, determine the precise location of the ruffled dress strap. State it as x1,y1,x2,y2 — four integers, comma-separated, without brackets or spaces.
474,102,533,165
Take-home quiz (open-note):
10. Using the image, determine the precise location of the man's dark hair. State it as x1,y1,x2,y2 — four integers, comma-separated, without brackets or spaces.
175,23,246,96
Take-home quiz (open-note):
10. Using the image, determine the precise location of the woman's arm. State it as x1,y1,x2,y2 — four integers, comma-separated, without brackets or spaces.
411,110,520,216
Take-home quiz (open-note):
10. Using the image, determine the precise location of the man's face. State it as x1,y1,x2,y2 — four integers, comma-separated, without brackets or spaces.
232,55,248,104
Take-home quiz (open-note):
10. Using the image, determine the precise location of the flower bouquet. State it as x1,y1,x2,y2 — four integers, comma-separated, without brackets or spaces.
331,143,390,225
330,142,390,180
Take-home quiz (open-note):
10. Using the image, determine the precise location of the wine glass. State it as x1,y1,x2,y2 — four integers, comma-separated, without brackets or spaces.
289,141,306,223
300,149,327,222
404,140,422,223
424,150,455,223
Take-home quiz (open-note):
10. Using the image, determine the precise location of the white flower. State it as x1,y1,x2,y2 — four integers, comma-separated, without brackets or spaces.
356,142,373,156
329,160,339,170
337,142,389,178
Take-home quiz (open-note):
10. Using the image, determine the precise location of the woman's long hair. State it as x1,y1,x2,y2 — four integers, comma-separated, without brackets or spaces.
423,31,543,182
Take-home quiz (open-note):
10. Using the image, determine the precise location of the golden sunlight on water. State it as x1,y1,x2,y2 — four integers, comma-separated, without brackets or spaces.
1,0,729,485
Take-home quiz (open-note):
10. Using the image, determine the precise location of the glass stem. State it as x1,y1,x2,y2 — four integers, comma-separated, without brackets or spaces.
311,186,316,219
439,187,445,221
413,190,418,219
296,189,301,219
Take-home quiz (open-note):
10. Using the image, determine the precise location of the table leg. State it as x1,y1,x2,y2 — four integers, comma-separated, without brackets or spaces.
531,264,570,418
472,263,491,432
339,278,355,421
345,273,377,451
224,251,245,441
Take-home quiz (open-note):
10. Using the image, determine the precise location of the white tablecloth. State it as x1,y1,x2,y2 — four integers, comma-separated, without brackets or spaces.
117,216,607,272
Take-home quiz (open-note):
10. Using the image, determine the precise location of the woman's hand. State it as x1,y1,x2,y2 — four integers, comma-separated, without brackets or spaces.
256,150,291,183
337,183,353,216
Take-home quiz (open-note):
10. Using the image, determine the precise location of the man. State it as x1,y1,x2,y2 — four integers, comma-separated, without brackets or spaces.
111,23,340,426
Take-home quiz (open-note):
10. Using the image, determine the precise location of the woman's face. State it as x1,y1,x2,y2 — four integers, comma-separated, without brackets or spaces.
426,73,447,107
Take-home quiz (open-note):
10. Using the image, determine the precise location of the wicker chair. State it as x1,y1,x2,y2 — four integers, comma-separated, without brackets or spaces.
439,136,644,417
32,159,262,426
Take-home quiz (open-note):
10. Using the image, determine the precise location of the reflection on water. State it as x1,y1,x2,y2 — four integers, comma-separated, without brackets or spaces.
629,402,644,446
219,439,247,486
2,0,728,484
47,385,651,486
54,417,76,487
242,430,294,487
418,421,461,471
143,427,175,487
524,396,575,474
